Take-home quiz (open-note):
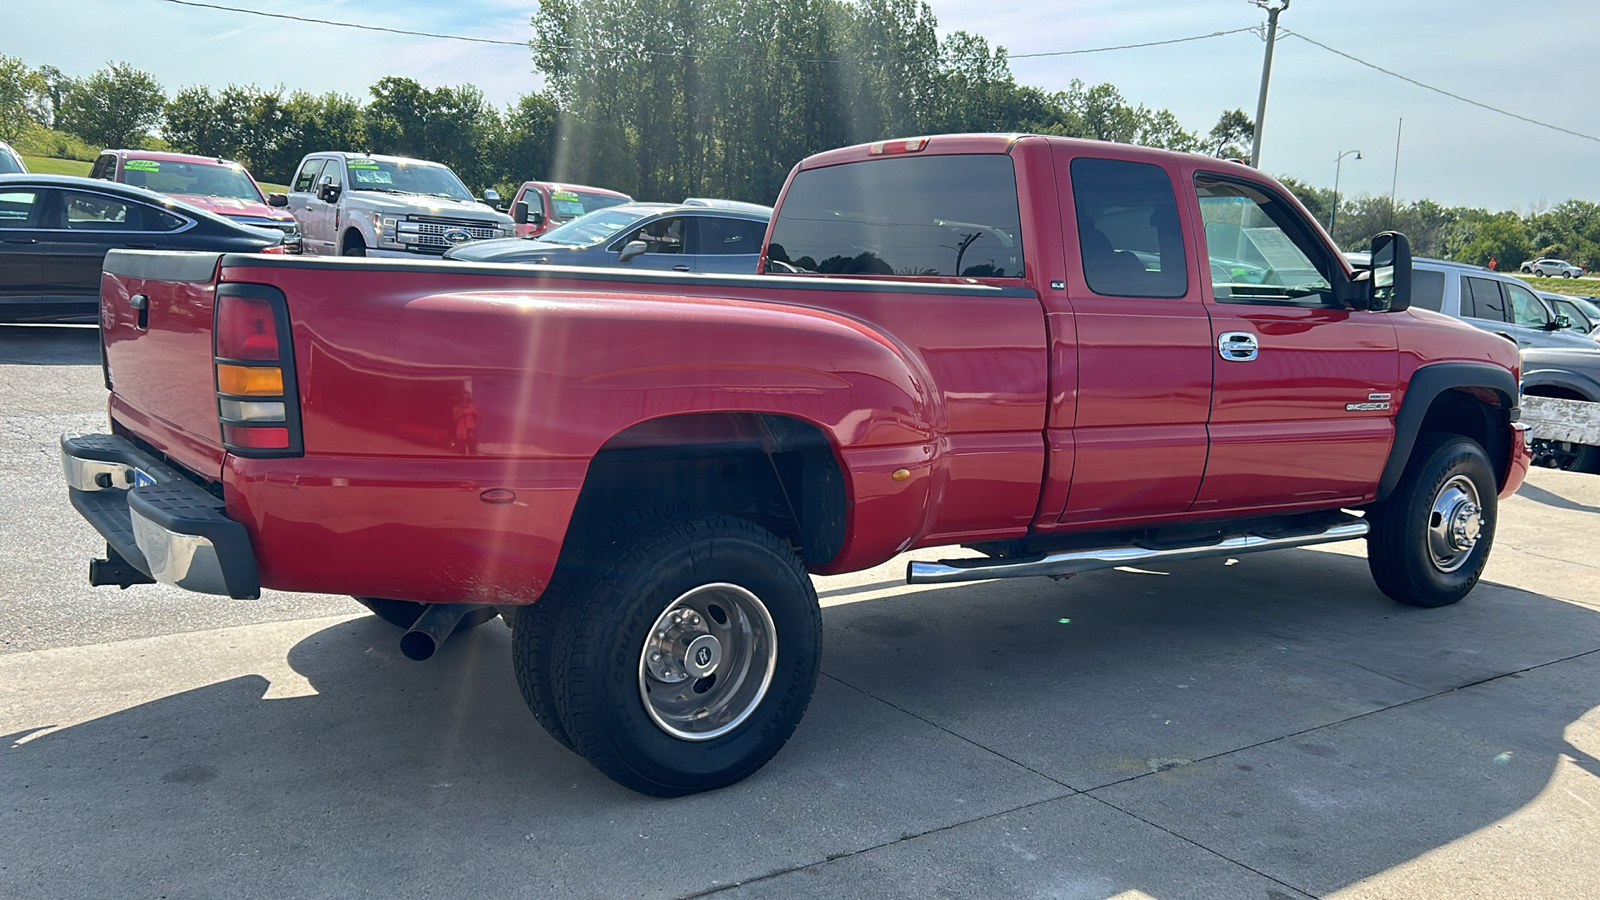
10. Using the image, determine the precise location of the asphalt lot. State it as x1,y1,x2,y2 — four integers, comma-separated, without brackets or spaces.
3,323,1599,899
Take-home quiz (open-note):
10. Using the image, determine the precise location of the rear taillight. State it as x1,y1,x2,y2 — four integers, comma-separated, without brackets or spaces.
213,285,302,457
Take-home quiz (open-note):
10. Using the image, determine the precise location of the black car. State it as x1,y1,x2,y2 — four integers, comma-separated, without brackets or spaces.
0,174,291,323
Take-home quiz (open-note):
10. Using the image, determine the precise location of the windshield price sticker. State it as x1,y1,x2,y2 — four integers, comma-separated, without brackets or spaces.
552,190,580,201
348,160,380,169
124,159,161,172
352,170,394,184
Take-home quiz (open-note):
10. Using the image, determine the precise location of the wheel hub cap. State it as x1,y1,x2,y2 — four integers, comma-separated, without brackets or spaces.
1427,475,1484,573
638,583,777,741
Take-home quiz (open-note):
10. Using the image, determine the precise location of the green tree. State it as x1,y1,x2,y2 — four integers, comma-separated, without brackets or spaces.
58,62,166,149
0,55,48,142
35,65,75,129
1459,211,1532,270
1206,109,1253,158
365,77,498,189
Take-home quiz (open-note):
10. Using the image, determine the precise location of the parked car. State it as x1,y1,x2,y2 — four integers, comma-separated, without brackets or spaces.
1402,257,1598,350
1521,257,1585,278
0,173,290,323
284,152,513,257
682,198,775,217
90,150,298,241
1522,346,1600,471
63,133,1528,797
508,181,632,238
0,141,25,175
1539,291,1600,337
443,202,772,274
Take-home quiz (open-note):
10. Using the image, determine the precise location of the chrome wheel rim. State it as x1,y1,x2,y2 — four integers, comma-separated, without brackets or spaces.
1427,474,1483,573
638,583,777,741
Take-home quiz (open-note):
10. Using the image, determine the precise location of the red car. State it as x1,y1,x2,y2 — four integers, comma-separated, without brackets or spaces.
508,180,632,238
90,150,300,243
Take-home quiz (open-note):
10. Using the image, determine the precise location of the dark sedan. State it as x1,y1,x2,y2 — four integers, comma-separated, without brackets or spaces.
442,202,771,274
0,174,291,323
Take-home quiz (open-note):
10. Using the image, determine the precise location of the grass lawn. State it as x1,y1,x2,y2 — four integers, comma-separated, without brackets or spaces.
21,156,92,176
1517,275,1599,296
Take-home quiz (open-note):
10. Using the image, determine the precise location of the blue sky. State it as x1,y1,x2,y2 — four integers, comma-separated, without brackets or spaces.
6,0,1597,212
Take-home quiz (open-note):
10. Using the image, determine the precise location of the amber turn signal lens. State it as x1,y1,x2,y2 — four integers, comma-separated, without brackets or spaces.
216,364,284,397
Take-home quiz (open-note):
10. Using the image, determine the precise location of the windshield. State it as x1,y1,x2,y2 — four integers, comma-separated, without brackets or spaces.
537,207,657,246
346,158,474,202
0,149,23,175
122,158,263,202
548,188,631,221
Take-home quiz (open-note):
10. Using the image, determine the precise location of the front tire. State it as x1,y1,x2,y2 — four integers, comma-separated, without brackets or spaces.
546,514,821,796
1366,433,1497,607
342,234,367,257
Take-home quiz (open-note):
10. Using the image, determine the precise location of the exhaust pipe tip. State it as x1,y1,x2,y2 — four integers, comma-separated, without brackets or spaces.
399,603,475,661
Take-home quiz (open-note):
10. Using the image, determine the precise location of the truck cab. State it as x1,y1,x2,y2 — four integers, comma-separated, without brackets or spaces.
285,152,514,256
508,181,633,238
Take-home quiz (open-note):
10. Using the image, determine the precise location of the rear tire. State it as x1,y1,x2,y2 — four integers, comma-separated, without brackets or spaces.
1531,438,1600,473
545,514,821,796
353,597,498,632
1366,433,1497,607
510,582,579,752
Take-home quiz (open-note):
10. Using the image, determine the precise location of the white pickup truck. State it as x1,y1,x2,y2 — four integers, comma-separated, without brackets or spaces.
284,152,513,257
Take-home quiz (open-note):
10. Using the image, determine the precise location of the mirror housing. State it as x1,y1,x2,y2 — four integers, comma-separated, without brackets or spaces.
618,240,648,263
511,200,529,224
529,210,544,227
1547,313,1572,331
482,189,501,207
1367,231,1412,312
317,177,341,204
266,192,288,208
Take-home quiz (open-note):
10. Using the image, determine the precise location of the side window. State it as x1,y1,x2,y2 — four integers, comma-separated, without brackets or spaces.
697,216,767,254
1194,173,1332,304
89,155,112,180
144,204,187,232
1070,158,1187,298
625,217,685,254
322,160,343,189
1463,276,1508,321
60,191,140,230
292,159,325,193
0,190,40,228
1506,283,1550,327
1411,269,1445,311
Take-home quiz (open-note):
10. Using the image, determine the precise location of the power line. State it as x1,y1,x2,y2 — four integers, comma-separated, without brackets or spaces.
1282,28,1600,145
154,0,530,46
149,0,1250,65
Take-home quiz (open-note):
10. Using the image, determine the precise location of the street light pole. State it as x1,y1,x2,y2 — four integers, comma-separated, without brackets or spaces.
1331,149,1362,234
1249,0,1290,168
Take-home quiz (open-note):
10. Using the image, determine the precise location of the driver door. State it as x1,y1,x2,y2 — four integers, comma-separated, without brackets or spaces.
611,216,695,272
1191,169,1398,512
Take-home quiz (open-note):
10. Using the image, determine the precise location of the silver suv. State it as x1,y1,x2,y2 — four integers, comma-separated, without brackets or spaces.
1520,257,1585,278
1408,258,1597,350
285,152,513,257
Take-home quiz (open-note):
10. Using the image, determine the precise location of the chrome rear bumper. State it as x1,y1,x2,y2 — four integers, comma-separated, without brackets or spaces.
60,434,260,599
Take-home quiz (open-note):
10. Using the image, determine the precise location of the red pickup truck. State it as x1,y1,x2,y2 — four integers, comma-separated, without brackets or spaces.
63,134,1529,796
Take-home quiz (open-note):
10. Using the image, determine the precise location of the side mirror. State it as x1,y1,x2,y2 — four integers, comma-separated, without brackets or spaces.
266,193,288,208
618,240,648,263
529,210,545,227
1548,314,1572,331
1367,231,1412,312
482,189,500,207
317,177,341,204
511,201,529,224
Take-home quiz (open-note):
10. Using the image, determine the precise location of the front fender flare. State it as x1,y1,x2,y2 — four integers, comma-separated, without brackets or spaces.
1378,362,1518,502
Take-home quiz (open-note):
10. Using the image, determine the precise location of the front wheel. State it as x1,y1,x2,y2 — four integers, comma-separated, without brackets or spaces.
545,514,821,796
1366,433,1497,607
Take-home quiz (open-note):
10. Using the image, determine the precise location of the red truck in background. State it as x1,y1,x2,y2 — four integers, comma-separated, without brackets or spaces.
508,180,633,238
90,150,301,242
63,134,1529,796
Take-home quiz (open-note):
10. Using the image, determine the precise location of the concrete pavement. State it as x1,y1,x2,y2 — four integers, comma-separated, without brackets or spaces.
4,323,1599,898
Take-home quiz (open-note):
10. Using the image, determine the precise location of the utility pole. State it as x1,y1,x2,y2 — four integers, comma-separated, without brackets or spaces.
1249,0,1290,168
1331,149,1362,234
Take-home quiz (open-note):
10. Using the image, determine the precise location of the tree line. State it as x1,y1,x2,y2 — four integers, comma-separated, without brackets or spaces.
0,0,1595,271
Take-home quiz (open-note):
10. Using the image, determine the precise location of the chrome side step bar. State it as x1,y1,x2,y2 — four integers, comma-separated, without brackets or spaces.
906,520,1369,585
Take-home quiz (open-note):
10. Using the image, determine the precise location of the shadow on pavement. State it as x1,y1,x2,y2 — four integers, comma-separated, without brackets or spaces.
3,548,1598,898
1516,478,1600,515
0,324,100,366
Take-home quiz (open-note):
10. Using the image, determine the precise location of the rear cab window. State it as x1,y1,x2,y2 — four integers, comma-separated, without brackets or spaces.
764,153,1024,278
1071,158,1187,298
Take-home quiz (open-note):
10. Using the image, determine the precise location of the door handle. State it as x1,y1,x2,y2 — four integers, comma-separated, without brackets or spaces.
671,264,691,272
2,238,36,244
1218,331,1259,362
123,243,158,250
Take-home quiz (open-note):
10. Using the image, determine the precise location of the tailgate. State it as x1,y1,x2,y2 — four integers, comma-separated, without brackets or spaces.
101,250,228,480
